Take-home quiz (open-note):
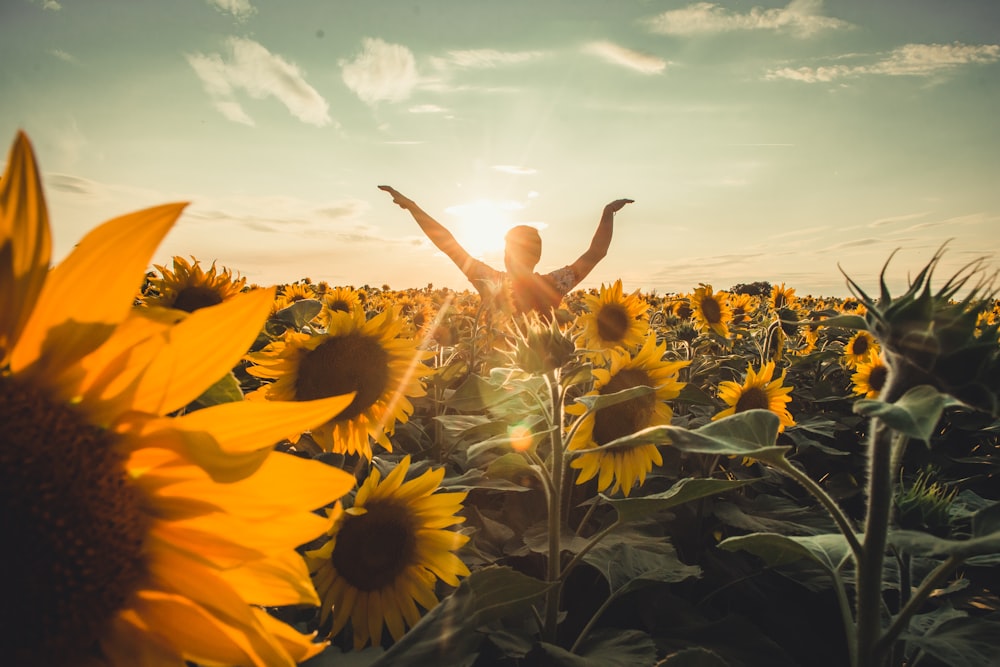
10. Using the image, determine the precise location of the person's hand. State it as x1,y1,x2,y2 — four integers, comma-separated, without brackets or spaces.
378,185,415,210
605,198,634,214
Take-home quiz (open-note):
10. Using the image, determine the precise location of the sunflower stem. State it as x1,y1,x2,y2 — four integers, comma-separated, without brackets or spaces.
543,370,566,643
778,461,863,559
855,424,905,667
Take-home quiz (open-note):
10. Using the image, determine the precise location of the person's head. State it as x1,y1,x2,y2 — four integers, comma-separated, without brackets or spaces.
504,225,542,275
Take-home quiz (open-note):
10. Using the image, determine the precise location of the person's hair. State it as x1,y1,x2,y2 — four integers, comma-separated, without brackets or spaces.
504,225,542,268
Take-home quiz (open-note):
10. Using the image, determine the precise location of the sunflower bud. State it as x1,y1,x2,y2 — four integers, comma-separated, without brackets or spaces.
843,246,1000,414
508,313,576,375
894,468,957,537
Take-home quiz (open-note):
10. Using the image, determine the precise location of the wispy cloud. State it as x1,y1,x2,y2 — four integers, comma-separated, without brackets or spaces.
582,41,668,74
767,42,1000,82
186,37,331,126
205,0,256,21
31,0,61,11
49,49,79,65
341,38,420,104
646,0,849,39
430,49,546,70
869,211,930,227
408,104,447,114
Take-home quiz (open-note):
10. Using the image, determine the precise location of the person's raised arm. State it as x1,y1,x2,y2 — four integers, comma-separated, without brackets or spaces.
378,185,477,276
567,198,634,283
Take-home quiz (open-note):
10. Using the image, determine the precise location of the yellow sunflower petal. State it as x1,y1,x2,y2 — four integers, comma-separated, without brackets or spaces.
129,288,275,415
219,550,320,607
0,132,52,367
11,202,186,378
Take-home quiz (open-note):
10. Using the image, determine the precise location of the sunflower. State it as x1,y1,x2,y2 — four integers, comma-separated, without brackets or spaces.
323,285,363,315
770,282,797,311
575,279,649,359
690,284,732,338
0,132,357,667
143,255,246,313
567,333,689,496
729,293,756,328
305,455,470,649
843,330,879,368
851,351,889,398
246,307,433,459
713,360,795,432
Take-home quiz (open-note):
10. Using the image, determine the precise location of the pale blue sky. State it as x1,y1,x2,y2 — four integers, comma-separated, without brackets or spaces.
2,0,998,297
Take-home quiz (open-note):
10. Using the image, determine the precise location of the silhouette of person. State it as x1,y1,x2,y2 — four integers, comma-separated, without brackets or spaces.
379,185,633,317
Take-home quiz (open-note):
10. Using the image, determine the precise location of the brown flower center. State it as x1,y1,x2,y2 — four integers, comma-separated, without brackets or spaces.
734,386,770,412
331,500,417,592
868,364,888,393
295,332,391,421
171,285,224,312
327,299,352,313
850,335,871,356
0,376,148,666
700,296,722,324
592,368,656,446
596,304,630,343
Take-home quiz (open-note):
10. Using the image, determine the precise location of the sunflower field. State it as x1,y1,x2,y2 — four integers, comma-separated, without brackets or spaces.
4,131,1000,667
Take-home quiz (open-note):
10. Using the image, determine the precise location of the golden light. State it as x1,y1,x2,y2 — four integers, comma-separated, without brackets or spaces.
509,423,534,452
444,198,522,258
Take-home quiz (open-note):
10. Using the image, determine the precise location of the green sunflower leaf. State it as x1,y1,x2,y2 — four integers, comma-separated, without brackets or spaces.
271,297,322,328
582,541,701,593
888,528,1000,559
901,607,1000,667
535,629,657,666
854,384,963,442
571,410,788,466
573,384,657,412
809,314,869,330
656,647,730,667
187,370,244,410
369,566,551,667
718,533,852,573
603,477,752,523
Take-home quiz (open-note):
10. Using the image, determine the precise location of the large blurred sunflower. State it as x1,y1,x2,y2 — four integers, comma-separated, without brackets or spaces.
567,333,688,496
575,279,649,359
690,284,732,338
246,307,433,459
144,255,246,313
305,455,470,649
713,360,795,432
0,132,356,667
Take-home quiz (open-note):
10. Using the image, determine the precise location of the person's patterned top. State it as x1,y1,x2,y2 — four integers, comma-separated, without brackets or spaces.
465,259,578,316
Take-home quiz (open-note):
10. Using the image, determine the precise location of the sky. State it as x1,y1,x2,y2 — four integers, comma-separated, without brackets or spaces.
1,0,998,298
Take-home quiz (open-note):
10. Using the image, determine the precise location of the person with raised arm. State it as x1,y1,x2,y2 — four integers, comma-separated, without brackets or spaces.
378,185,633,317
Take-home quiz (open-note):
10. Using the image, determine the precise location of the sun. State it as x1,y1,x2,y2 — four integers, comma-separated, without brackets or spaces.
444,198,522,257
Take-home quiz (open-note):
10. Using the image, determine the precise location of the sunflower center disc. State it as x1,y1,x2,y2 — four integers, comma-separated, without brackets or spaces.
330,501,417,591
735,386,771,412
592,368,656,445
596,304,630,343
170,285,225,312
868,365,889,393
0,376,148,666
327,299,351,313
851,336,871,356
296,333,391,421
701,296,722,324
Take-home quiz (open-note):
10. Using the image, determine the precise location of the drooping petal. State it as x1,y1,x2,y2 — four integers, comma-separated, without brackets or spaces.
128,288,275,415
0,132,52,367
11,202,186,378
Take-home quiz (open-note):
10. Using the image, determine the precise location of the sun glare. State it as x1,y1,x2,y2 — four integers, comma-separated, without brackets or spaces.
444,198,522,258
